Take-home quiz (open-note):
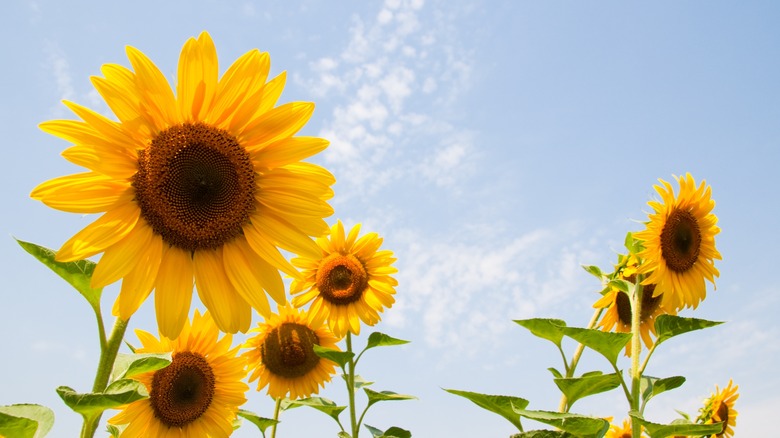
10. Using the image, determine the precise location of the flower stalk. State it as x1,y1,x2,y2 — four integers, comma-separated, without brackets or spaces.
630,277,644,438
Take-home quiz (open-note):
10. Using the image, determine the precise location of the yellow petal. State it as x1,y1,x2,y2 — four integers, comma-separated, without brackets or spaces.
194,248,251,334
254,71,287,116
31,173,132,213
222,239,272,317
239,101,314,149
244,220,302,280
207,49,269,128
61,144,137,179
126,45,178,129
250,211,321,259
56,201,140,262
115,231,163,320
154,245,194,339
62,100,138,152
256,187,334,218
91,220,153,288
250,136,329,169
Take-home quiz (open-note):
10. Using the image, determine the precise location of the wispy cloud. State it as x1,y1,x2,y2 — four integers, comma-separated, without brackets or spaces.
297,0,476,200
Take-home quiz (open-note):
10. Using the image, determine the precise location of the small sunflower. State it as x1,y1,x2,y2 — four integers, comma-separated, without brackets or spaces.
697,380,739,438
31,32,334,337
634,173,721,311
606,419,637,438
290,220,398,337
108,310,248,438
243,305,340,400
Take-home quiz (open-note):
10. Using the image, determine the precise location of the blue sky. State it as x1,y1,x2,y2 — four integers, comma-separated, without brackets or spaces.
1,0,779,436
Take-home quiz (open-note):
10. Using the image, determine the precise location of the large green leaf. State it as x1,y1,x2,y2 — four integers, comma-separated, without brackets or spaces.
654,315,724,346
0,404,55,438
281,397,346,424
629,411,723,438
16,239,103,309
512,409,609,438
313,345,354,369
553,372,622,408
558,326,631,366
237,410,278,436
514,319,567,348
364,389,416,407
444,389,528,431
364,332,410,350
56,379,148,417
641,376,685,403
511,431,576,438
110,353,172,381
365,424,412,438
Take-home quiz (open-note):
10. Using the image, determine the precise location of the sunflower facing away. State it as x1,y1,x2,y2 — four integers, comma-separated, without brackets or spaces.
290,220,398,337
109,310,248,437
634,173,721,311
244,304,340,400
697,380,739,438
31,32,334,337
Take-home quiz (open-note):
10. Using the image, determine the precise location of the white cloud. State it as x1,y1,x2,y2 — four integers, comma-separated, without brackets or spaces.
44,43,75,115
298,0,476,199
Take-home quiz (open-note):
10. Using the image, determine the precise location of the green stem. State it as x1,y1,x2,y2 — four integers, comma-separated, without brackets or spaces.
557,307,603,413
80,317,129,438
630,278,644,438
270,397,282,438
346,332,358,438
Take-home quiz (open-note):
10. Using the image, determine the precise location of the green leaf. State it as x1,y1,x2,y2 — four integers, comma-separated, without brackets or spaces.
110,353,172,381
16,239,102,309
56,379,148,417
237,410,278,435
338,432,352,438
365,424,412,438
0,404,55,438
607,279,631,293
641,376,685,403
511,431,577,438
313,345,354,369
512,409,609,438
364,388,416,407
106,424,121,437
513,319,567,348
654,315,724,346
365,332,410,350
558,326,631,366
629,411,723,438
444,389,528,431
553,372,622,408
547,368,563,379
341,374,374,389
581,265,603,279
281,397,346,423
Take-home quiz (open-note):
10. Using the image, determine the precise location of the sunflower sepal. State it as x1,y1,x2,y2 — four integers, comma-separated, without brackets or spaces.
0,403,55,438
627,410,723,438
581,264,604,279
235,409,279,436
55,379,148,418
443,389,528,431
653,315,724,347
510,409,610,437
108,352,172,381
552,372,623,409
105,423,121,437
364,423,412,438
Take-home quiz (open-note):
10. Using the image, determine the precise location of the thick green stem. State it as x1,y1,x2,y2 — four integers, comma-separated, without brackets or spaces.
630,279,644,438
270,397,282,438
80,317,129,438
346,332,358,438
557,307,603,412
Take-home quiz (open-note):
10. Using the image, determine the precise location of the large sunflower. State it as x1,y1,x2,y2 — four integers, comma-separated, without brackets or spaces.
243,304,340,400
31,32,334,337
634,173,721,311
290,220,397,337
108,310,248,437
697,380,739,438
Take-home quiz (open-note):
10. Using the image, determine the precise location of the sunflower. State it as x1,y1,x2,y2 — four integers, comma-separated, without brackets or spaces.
606,419,638,438
290,220,397,337
108,310,248,437
697,380,739,438
593,257,671,355
31,32,334,337
633,173,721,311
243,304,340,400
